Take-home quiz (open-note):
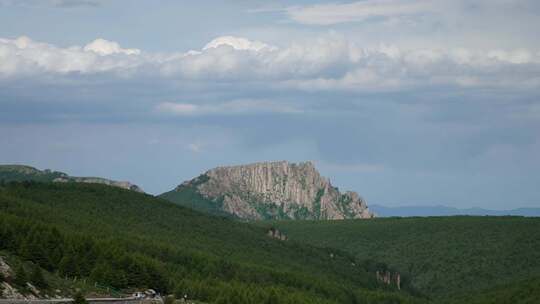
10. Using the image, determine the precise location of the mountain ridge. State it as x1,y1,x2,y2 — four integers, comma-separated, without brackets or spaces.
161,160,373,220
0,164,143,193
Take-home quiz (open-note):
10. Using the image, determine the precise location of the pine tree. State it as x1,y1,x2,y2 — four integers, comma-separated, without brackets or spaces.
89,262,109,285
13,264,28,288
19,235,46,266
30,264,48,289
264,288,279,304
59,255,79,278
72,291,88,304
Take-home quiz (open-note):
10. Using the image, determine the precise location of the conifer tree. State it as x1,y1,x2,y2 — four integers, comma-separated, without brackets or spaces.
30,264,48,289
264,288,279,304
59,255,79,278
13,264,28,288
72,291,88,304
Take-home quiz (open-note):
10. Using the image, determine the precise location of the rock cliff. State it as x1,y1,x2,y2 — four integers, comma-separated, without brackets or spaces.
164,161,373,220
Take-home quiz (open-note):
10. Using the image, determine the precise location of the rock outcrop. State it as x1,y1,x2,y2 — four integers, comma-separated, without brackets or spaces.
376,270,401,290
168,161,373,220
0,164,144,193
267,227,287,241
53,177,143,192
0,256,28,300
0,256,12,278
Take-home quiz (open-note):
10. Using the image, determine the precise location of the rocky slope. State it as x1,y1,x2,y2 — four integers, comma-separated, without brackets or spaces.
52,176,143,192
0,165,143,192
161,161,373,220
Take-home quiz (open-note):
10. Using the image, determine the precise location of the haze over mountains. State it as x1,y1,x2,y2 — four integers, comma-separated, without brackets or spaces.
371,205,540,217
2,163,538,218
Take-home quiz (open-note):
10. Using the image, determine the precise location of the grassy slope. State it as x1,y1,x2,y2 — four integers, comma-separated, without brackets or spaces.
270,217,540,301
0,182,422,303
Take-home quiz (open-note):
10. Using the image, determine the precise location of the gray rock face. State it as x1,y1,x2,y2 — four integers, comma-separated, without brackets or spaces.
175,161,373,220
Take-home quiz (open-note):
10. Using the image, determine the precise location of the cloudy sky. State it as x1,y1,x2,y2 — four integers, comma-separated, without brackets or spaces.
1,0,539,209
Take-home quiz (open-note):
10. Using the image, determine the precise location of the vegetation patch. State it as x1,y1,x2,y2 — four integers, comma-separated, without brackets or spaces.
312,188,325,220
160,183,228,218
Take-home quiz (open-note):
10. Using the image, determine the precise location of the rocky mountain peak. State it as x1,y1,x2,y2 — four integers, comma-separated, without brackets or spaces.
166,161,373,220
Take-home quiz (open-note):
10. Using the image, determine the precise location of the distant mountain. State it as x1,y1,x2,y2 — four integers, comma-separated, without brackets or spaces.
0,164,144,192
370,204,540,217
161,161,373,220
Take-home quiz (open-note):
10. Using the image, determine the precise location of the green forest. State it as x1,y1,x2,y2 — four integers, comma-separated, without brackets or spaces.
1,173,539,303
270,217,540,303
0,181,422,304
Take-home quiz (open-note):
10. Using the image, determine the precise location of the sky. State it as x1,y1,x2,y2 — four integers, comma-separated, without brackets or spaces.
1,0,539,209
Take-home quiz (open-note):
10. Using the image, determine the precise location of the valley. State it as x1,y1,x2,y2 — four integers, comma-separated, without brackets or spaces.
1,164,539,303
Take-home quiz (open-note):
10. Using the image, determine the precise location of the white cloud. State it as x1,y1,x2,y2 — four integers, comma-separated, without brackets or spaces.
0,36,141,77
203,36,276,52
286,0,435,25
84,38,140,56
487,49,534,65
156,100,303,116
187,142,203,153
157,103,198,115
1,35,539,91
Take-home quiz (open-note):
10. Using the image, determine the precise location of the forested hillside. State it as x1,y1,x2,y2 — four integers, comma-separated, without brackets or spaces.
450,277,540,304
0,165,66,182
0,181,422,303
0,165,143,192
3,180,538,303
270,217,540,303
